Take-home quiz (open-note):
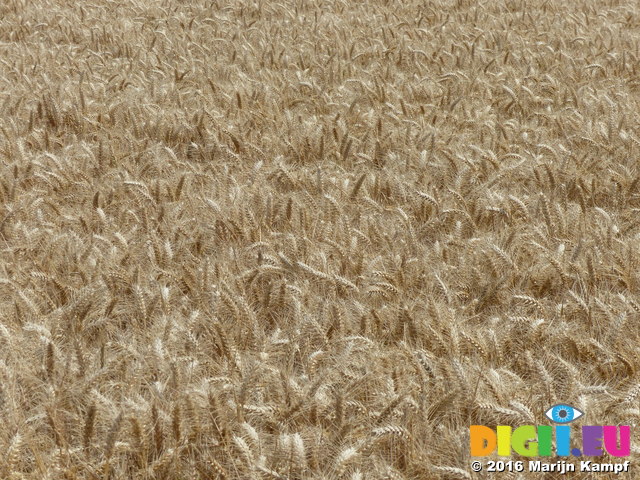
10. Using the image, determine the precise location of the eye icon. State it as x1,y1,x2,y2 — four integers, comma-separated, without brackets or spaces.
545,404,583,423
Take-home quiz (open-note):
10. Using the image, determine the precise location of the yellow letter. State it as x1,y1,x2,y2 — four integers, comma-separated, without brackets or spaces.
497,426,512,456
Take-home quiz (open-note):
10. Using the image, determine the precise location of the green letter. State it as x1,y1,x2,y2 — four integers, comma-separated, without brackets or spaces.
537,425,552,456
512,425,538,456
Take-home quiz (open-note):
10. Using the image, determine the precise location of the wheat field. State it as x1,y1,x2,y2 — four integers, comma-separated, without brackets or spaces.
0,0,639,478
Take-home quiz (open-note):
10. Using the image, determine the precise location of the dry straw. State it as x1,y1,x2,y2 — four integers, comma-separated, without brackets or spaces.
0,0,639,478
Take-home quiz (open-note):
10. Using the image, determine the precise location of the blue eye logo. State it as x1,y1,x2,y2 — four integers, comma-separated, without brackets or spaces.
545,404,584,424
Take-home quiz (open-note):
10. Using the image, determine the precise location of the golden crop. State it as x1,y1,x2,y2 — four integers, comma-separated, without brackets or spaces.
0,0,639,478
